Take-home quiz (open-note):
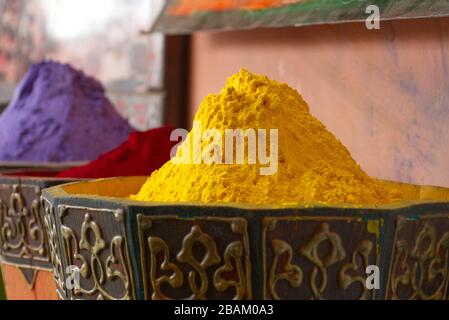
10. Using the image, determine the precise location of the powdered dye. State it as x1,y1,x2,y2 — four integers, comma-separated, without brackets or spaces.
0,61,132,162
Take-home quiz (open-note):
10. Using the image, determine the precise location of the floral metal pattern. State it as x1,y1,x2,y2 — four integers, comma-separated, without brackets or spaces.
58,206,134,300
0,184,49,269
138,215,252,300
41,197,67,298
387,215,449,300
263,217,378,300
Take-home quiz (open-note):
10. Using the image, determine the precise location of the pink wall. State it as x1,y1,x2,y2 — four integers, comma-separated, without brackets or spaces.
189,17,449,188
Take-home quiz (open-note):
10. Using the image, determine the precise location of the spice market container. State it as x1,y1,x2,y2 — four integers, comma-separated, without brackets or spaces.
42,176,449,300
0,164,84,300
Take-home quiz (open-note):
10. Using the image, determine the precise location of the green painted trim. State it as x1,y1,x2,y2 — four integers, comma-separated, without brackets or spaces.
155,0,449,34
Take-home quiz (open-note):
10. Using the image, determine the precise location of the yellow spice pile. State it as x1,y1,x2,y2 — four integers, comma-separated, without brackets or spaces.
132,69,400,206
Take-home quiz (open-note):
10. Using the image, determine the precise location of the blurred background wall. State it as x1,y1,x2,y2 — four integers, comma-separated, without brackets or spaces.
0,0,166,130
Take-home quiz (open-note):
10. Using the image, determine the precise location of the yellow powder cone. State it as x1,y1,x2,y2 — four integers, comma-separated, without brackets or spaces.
131,69,400,206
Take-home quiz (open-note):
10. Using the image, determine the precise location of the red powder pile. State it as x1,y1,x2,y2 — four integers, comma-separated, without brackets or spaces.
56,126,177,179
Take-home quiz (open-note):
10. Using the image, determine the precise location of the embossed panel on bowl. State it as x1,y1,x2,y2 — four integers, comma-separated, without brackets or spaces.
386,214,449,300
0,183,49,270
137,215,252,300
262,216,380,300
58,206,135,300
41,197,68,299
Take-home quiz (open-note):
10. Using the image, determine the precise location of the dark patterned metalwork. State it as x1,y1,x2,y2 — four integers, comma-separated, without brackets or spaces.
386,214,449,300
58,205,134,300
262,217,379,300
0,184,50,271
138,215,252,300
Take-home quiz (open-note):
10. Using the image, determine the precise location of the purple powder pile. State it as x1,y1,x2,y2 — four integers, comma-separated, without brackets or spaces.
0,61,132,162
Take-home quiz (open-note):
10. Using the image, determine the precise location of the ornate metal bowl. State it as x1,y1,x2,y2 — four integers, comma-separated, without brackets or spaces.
0,169,78,296
41,176,449,300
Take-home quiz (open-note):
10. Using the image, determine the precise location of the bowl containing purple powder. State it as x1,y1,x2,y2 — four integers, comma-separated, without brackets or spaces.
0,61,132,299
